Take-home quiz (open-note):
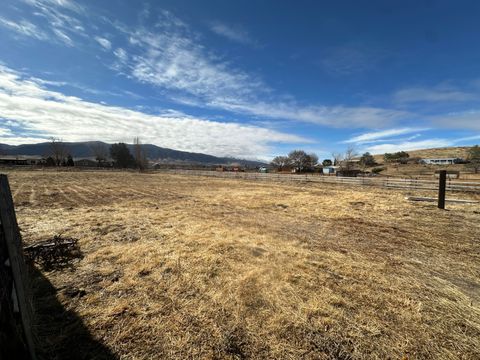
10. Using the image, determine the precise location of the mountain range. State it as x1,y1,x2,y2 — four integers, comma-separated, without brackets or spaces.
0,141,267,167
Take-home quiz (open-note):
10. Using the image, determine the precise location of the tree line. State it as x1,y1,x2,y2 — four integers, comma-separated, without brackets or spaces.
46,137,148,170
90,138,148,169
269,145,480,174
271,150,319,172
270,147,377,172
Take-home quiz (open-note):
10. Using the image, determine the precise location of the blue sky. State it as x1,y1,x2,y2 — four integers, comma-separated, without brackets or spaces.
0,0,480,160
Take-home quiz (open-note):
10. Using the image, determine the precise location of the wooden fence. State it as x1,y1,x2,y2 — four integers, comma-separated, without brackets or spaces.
159,169,480,193
0,174,36,360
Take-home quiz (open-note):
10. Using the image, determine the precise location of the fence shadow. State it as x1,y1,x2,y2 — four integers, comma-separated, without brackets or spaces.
30,265,118,360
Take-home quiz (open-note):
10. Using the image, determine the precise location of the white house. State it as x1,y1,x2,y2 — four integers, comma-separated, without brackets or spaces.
421,158,463,165
322,166,339,175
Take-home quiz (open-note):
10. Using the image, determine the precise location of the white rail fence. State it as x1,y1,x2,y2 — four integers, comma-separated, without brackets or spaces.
159,169,480,193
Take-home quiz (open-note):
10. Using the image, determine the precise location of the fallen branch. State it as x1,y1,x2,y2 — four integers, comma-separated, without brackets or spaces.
24,235,82,270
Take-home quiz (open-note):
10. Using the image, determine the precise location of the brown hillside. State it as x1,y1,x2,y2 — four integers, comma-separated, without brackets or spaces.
372,146,474,163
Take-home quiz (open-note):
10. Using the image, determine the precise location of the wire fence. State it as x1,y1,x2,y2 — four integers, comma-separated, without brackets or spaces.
158,169,480,193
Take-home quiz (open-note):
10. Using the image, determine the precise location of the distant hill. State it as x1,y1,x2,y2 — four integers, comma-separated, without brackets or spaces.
0,141,267,167
371,146,474,163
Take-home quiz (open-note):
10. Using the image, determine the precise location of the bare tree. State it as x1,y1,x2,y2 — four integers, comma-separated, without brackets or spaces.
308,153,319,167
331,152,342,166
133,137,148,171
90,143,109,166
466,145,480,174
341,146,357,171
271,156,290,171
49,137,67,166
286,150,318,172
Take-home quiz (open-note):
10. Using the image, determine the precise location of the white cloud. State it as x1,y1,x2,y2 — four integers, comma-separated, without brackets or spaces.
110,14,408,128
0,136,51,145
113,48,128,63
0,66,307,159
21,0,86,46
364,139,453,154
431,110,480,131
394,86,475,103
0,3,415,130
95,36,111,50
52,28,73,46
453,134,480,143
125,23,265,102
344,127,428,144
22,0,84,13
0,127,13,136
0,17,49,40
209,21,255,45
213,101,409,128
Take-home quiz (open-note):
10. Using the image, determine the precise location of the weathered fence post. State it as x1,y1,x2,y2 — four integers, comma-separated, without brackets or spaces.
438,170,447,209
0,174,37,359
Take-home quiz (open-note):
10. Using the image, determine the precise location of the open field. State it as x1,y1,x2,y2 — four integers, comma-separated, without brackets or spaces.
4,169,480,359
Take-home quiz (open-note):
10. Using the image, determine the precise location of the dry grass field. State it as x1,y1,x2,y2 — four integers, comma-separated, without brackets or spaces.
4,169,480,359
371,146,474,164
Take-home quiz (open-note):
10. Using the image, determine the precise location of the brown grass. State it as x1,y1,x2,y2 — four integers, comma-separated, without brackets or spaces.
371,146,474,163
5,169,480,359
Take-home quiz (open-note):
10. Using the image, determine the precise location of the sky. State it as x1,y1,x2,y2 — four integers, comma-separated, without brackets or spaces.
1,0,480,160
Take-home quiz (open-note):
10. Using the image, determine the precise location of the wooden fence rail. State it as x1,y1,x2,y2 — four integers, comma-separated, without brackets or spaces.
157,169,480,193
0,174,36,359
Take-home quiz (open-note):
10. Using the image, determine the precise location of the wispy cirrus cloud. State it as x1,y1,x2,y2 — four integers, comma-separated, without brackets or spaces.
319,44,384,76
453,134,480,143
109,12,409,128
209,21,256,45
51,28,73,46
22,0,84,13
0,0,85,46
0,16,50,40
393,85,476,104
21,0,86,45
7,0,477,141
344,127,429,144
0,65,307,158
364,139,453,154
94,36,111,50
430,110,480,131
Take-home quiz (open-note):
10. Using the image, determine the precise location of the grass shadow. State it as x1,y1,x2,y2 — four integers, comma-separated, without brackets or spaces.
30,265,118,360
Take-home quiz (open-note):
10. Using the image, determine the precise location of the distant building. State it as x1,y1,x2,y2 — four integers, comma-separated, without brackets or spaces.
421,158,463,165
322,166,339,175
0,155,44,166
258,166,268,173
